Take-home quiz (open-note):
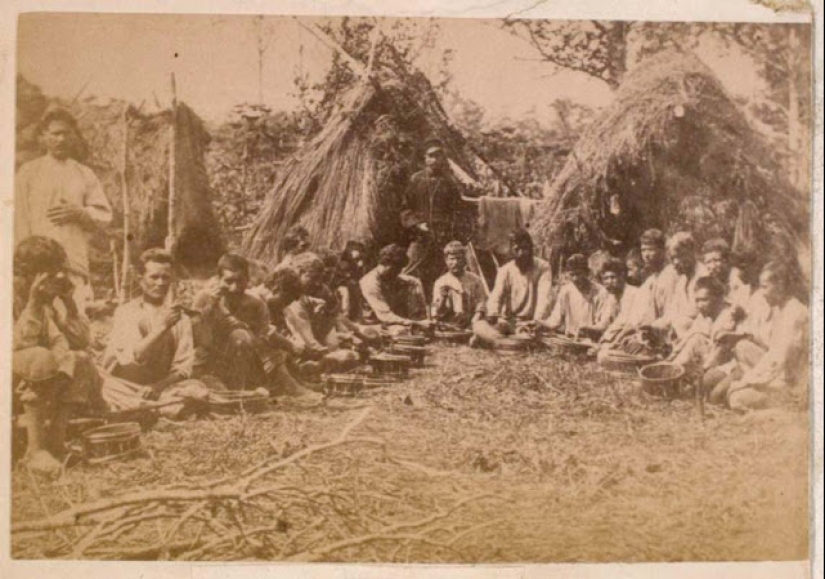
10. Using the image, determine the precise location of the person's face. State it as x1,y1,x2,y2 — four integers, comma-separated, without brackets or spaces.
569,269,590,290
694,287,721,318
38,268,71,299
626,260,642,282
219,269,248,301
759,271,786,307
640,244,663,269
669,248,696,276
42,120,74,160
512,242,533,269
299,268,323,291
425,148,447,172
140,262,173,303
348,250,365,278
601,270,624,294
703,251,728,279
445,253,465,275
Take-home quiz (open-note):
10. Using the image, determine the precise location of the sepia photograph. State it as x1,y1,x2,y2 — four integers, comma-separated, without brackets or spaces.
2,2,819,574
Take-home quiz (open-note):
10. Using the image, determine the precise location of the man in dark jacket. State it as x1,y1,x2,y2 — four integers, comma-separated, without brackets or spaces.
400,138,471,299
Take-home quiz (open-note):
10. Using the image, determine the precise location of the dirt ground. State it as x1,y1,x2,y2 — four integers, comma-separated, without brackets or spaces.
11,344,810,563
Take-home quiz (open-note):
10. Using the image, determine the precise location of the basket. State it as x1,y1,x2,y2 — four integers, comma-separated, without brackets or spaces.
388,345,427,367
81,422,142,464
493,335,534,354
370,353,411,377
208,391,272,415
597,348,659,374
638,362,685,398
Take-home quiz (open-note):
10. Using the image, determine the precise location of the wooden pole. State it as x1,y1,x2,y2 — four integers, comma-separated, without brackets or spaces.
119,107,130,304
166,72,177,254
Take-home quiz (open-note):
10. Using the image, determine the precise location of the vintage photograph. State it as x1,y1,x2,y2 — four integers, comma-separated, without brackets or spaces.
8,11,814,564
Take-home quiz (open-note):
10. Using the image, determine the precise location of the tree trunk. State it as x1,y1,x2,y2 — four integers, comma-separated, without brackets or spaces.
606,22,629,89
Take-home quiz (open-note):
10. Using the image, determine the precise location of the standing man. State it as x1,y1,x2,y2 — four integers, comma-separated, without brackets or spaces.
15,109,113,313
401,138,469,298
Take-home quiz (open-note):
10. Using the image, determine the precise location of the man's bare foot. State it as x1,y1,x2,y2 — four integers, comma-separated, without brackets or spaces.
24,449,62,477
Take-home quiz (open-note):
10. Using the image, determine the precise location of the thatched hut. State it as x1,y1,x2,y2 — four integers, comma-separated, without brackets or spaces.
243,66,509,265
16,76,225,282
535,52,809,281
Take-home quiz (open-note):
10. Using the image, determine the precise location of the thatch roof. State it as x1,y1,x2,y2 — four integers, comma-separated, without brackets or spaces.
243,66,508,264
535,52,809,274
16,75,225,275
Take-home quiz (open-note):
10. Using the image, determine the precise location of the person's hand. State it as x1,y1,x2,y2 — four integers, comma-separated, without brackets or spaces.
27,272,53,309
142,384,164,402
416,222,430,233
47,202,88,226
161,306,182,330
495,318,511,333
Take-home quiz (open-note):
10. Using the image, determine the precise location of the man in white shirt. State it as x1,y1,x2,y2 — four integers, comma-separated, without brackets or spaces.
473,229,552,346
15,109,113,312
599,257,644,344
103,249,209,418
540,254,611,340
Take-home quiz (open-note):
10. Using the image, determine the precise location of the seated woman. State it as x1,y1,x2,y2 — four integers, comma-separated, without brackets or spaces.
539,254,612,341
102,249,210,419
472,229,552,346
599,257,645,345
709,261,808,411
12,236,106,475
431,241,487,330
360,244,432,336
668,276,742,397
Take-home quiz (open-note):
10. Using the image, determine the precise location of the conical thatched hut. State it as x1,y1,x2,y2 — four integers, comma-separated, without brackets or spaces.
16,76,225,279
243,66,508,265
535,51,809,280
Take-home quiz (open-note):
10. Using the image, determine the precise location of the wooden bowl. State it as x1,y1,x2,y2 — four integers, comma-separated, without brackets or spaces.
388,345,427,367
208,391,271,414
370,353,412,377
81,422,142,464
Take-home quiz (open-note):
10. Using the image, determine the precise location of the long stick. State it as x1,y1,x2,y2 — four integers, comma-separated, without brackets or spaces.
166,72,177,254
119,107,130,304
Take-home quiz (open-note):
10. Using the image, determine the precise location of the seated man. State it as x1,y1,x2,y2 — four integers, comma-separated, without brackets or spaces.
335,241,371,323
699,238,751,309
286,252,361,371
102,249,210,418
360,244,432,335
473,229,552,345
668,276,741,396
193,253,313,396
637,228,672,319
277,225,311,270
711,261,808,411
599,257,644,345
539,254,611,340
12,236,105,475
647,231,701,340
431,241,487,330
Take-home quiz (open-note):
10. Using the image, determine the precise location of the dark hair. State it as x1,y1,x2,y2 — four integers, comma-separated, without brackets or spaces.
266,267,302,296
600,257,627,278
625,248,643,266
290,252,325,276
378,244,408,268
217,253,250,279
565,253,589,273
14,236,69,277
701,237,730,258
760,261,794,292
640,229,665,249
508,228,534,249
282,225,310,254
694,275,725,299
139,248,174,274
39,108,79,135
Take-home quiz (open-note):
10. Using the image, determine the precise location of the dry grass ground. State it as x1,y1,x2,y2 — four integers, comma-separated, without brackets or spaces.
11,344,810,563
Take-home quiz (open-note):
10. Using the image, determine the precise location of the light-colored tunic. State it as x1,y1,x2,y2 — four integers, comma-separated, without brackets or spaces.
486,257,553,321
360,269,428,325
15,154,113,278
103,297,195,383
543,281,612,335
600,284,645,342
432,271,487,318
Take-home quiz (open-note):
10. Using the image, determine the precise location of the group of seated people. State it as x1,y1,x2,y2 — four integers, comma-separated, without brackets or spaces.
11,223,809,475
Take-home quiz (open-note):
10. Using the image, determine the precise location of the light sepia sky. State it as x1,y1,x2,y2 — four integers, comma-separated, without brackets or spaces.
18,13,764,127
